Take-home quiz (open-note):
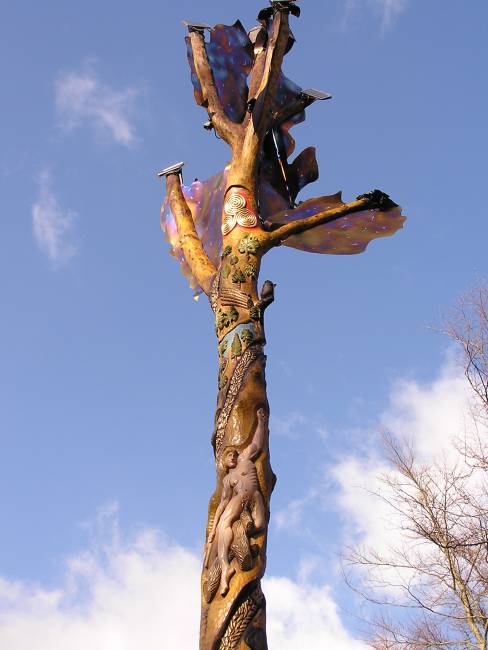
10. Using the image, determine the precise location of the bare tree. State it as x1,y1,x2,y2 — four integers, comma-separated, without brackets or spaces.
345,285,488,650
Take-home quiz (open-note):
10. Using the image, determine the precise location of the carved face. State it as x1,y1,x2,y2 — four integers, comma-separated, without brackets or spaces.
224,449,238,469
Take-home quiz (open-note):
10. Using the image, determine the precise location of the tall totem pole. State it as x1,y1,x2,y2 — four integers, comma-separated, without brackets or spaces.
160,2,405,648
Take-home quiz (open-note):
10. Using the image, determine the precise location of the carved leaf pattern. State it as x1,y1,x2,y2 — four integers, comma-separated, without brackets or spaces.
231,519,252,571
204,557,222,604
219,587,264,650
214,345,263,454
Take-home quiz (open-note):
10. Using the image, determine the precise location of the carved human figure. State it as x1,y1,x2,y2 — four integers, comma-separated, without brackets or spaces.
205,407,268,596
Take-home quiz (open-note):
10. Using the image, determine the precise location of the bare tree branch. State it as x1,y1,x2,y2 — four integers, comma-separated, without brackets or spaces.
189,31,241,147
166,174,216,295
247,9,291,138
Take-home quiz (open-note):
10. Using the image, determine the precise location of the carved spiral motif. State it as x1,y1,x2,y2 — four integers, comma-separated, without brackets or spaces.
222,191,258,235
225,193,246,214
236,208,257,228
222,215,237,236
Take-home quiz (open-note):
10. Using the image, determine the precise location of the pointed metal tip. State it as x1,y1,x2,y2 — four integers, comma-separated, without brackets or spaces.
301,89,332,102
182,21,212,34
157,162,185,179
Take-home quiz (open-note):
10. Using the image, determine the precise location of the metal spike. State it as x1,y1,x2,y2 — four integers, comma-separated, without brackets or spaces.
300,89,332,102
157,162,185,179
182,21,212,34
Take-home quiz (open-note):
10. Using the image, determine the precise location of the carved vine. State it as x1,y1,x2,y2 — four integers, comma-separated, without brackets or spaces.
213,345,263,455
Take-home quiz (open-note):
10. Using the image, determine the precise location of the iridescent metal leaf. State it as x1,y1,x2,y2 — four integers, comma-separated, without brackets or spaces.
186,21,253,123
161,169,228,293
265,193,406,255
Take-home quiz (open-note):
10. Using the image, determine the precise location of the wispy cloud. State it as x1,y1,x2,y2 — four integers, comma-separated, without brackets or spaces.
272,411,328,440
0,507,366,649
55,66,138,145
274,489,319,533
344,0,408,31
32,169,77,266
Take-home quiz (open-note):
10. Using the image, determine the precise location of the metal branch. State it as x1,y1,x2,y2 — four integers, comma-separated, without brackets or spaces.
272,89,332,127
165,173,216,295
262,190,398,248
189,31,241,146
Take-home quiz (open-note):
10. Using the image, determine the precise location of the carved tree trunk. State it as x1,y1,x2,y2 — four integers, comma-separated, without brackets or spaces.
160,6,404,648
200,187,274,650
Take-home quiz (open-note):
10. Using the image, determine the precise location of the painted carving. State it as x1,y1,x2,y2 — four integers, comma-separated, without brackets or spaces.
209,272,221,314
222,245,232,259
240,329,254,346
249,280,276,323
218,586,265,650
216,306,239,333
205,408,268,597
213,345,263,454
237,235,260,258
222,189,258,236
230,333,242,359
218,354,229,391
244,263,257,279
219,287,253,309
231,268,246,287
218,323,258,367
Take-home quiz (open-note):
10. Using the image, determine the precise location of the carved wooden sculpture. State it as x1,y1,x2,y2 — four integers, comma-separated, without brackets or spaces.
160,2,405,648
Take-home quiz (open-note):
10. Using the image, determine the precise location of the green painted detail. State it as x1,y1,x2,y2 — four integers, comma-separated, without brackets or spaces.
222,245,232,258
231,333,242,359
231,268,246,286
218,322,258,355
229,254,239,266
218,373,228,390
219,340,228,356
228,306,239,324
216,307,239,332
249,306,260,321
238,235,260,257
216,309,230,331
240,329,254,345
244,263,257,279
221,264,231,279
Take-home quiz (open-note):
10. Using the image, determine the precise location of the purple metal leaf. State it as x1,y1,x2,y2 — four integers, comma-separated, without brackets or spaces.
161,169,228,293
186,21,253,123
265,193,406,255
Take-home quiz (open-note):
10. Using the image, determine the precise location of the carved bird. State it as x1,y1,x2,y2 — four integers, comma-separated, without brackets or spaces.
260,281,276,310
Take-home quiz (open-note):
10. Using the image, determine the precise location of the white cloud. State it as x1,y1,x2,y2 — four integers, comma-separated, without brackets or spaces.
274,489,319,532
266,577,366,649
0,508,365,649
381,354,474,462
32,169,77,266
331,353,488,561
344,0,408,31
55,67,138,145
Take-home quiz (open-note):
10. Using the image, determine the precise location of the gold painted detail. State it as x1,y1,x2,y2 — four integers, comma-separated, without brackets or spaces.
222,191,258,236
220,287,253,309
218,587,265,650
210,273,221,314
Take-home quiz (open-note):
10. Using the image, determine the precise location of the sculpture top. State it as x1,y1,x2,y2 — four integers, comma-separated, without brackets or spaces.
161,5,405,294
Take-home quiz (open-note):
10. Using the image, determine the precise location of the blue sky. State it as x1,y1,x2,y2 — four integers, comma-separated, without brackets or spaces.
1,1,487,647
